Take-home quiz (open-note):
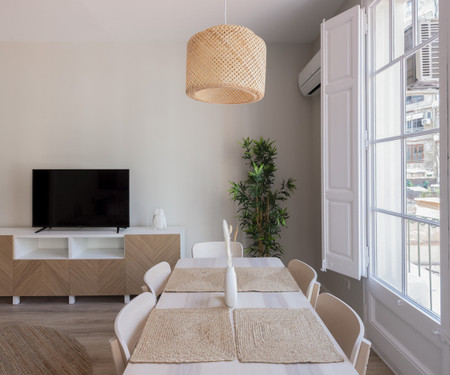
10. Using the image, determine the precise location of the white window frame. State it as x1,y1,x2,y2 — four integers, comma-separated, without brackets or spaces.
367,0,441,320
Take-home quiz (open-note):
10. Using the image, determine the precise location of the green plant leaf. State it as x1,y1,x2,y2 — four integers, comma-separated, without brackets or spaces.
228,137,297,257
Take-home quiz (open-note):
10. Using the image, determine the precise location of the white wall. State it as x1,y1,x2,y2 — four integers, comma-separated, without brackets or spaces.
0,41,314,263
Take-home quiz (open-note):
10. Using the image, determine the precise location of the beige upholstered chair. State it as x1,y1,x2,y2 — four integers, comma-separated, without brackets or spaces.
355,338,372,375
192,241,243,258
287,259,318,301
310,281,321,308
315,292,364,365
110,292,156,374
142,261,171,297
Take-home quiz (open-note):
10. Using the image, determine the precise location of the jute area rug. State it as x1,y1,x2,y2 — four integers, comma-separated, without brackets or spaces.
0,325,91,375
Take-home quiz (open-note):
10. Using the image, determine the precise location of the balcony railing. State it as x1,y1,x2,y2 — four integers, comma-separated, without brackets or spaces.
406,219,440,315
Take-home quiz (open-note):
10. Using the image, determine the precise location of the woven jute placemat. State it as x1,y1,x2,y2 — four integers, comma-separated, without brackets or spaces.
236,267,299,292
130,307,236,363
164,267,299,293
0,325,91,375
164,267,225,292
233,308,344,364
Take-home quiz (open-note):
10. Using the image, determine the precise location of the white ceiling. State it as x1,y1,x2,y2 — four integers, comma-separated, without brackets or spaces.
0,0,346,44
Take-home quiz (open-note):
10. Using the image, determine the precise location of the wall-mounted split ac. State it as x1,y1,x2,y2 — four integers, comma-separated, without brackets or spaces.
298,50,321,96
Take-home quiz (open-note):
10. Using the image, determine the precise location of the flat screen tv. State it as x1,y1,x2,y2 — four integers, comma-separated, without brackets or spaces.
33,169,129,233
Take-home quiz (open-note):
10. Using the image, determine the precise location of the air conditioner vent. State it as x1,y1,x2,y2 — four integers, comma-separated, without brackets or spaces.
298,51,321,96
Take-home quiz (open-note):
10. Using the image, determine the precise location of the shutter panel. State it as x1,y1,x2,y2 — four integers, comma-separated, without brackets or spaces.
417,20,439,81
321,5,365,280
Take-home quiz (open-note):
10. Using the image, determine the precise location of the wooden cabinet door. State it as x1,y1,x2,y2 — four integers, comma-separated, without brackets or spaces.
69,259,125,295
0,236,13,296
125,234,180,294
13,260,69,296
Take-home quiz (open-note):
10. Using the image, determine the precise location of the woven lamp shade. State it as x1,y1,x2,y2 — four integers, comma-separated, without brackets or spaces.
186,24,266,104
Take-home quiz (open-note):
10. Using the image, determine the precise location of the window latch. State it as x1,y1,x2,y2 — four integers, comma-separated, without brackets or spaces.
364,129,369,150
433,330,450,347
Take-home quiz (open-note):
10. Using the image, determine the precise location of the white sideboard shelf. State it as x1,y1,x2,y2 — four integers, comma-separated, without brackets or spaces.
14,237,69,260
0,226,186,260
70,237,125,259
71,248,125,260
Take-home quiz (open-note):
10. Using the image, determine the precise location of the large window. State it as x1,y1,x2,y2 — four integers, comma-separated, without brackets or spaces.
371,0,440,317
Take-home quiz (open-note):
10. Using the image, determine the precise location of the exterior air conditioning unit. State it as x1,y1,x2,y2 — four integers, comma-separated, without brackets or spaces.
417,20,439,82
298,50,321,96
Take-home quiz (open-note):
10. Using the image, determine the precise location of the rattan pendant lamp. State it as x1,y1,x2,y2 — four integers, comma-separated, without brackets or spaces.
186,0,266,104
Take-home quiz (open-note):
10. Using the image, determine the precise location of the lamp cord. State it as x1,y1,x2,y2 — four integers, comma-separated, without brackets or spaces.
224,0,227,25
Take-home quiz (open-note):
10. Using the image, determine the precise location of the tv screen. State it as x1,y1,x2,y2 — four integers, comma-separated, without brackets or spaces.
32,169,129,232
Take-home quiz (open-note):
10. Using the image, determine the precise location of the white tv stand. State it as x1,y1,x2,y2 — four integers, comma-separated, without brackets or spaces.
0,227,185,304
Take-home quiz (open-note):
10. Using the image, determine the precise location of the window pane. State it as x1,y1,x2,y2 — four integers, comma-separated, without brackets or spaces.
405,93,439,134
394,0,413,59
406,39,439,90
406,219,440,315
418,0,439,45
375,213,402,291
375,63,402,139
374,0,390,70
406,133,440,220
376,140,402,212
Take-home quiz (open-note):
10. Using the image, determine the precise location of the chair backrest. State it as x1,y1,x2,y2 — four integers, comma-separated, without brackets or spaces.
355,338,371,375
114,292,156,363
310,281,321,308
315,292,364,364
192,241,243,258
287,259,317,300
143,261,171,297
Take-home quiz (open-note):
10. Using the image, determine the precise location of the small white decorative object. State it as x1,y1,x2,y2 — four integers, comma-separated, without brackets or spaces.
152,209,167,229
223,219,237,307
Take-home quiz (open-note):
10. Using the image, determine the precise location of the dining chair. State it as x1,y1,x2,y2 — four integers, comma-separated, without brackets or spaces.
355,338,372,375
315,292,364,365
310,281,321,308
287,259,318,301
110,292,156,375
191,241,243,258
142,261,171,297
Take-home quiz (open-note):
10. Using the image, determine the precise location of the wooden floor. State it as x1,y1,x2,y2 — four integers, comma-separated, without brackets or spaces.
0,296,395,375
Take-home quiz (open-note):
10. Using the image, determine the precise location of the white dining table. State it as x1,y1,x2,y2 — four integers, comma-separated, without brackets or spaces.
123,257,358,375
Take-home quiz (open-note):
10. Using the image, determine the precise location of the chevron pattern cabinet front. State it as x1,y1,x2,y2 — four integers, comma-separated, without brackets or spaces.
125,234,180,294
0,228,183,299
69,259,126,295
0,236,13,296
13,260,69,296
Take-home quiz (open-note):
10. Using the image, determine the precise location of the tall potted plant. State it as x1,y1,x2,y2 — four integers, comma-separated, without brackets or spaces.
229,137,296,257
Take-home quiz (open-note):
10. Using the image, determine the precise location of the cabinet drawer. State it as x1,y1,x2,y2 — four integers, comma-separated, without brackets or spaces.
0,236,13,296
125,234,180,294
13,260,69,296
69,259,125,295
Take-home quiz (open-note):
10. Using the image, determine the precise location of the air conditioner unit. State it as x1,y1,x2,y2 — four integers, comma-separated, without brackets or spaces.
298,50,321,96
417,20,439,82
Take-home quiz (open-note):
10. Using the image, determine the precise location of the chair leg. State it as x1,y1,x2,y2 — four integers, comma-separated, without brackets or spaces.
109,337,126,375
354,338,371,375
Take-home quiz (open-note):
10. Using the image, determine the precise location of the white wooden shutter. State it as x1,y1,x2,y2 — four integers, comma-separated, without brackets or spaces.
321,5,365,280
417,20,439,81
